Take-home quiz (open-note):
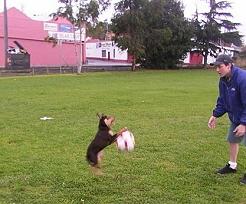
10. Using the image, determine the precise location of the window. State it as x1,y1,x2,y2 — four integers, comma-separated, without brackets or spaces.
102,50,106,58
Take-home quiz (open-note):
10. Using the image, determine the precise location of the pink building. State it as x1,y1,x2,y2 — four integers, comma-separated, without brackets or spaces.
0,7,86,68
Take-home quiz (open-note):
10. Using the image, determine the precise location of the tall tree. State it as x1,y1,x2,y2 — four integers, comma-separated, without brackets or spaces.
143,0,193,68
87,21,108,40
112,0,193,69
111,0,148,71
52,0,110,73
192,0,242,66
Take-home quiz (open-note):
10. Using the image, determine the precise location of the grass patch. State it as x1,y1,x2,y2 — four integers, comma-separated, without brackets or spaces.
0,70,246,204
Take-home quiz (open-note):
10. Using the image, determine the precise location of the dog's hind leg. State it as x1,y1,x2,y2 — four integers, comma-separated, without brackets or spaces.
97,151,104,168
90,165,103,176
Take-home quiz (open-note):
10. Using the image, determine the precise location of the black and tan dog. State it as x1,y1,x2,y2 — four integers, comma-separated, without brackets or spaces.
86,113,127,175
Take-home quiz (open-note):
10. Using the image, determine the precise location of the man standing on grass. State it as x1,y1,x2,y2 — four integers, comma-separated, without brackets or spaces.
208,54,246,185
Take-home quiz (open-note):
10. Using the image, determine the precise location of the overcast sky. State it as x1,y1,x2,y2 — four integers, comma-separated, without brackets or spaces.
1,0,246,43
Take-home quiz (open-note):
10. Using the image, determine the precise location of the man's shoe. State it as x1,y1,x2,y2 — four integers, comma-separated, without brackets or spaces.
216,163,237,174
240,174,246,185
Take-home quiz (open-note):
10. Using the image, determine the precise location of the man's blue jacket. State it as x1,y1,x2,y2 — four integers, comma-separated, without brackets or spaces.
213,66,246,125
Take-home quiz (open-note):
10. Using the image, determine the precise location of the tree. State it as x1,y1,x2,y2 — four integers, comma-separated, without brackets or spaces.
52,0,110,73
142,0,193,68
112,0,193,69
111,0,148,71
87,20,109,40
192,0,242,67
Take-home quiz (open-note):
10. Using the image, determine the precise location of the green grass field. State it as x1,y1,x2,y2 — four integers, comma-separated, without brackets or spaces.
1,70,246,204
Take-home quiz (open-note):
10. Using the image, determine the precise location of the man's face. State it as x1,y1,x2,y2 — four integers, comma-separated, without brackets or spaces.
216,63,231,78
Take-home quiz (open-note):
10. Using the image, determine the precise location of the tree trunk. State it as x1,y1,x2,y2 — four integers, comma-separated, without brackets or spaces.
203,50,209,68
77,27,83,74
131,56,136,71
72,25,80,73
203,54,208,68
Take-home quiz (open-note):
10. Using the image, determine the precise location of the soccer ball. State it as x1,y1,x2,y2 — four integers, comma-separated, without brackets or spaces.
116,130,135,152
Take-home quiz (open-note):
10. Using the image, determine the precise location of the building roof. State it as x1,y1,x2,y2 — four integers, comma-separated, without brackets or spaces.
49,16,71,25
0,7,48,41
86,38,101,43
0,7,74,42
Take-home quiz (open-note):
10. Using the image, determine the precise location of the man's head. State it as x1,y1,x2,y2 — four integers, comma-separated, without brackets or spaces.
211,54,233,78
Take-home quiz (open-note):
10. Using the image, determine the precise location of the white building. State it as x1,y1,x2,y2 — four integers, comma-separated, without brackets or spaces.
86,40,130,62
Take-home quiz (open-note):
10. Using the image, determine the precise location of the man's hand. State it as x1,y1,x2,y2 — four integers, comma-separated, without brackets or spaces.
233,124,246,137
208,116,217,129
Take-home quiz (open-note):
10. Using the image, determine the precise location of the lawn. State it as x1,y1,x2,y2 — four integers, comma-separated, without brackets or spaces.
0,70,246,204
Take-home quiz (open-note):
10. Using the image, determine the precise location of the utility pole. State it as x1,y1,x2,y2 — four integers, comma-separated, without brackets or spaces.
4,0,9,68
209,0,215,7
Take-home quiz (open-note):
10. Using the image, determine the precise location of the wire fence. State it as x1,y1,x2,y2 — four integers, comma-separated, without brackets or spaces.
0,65,131,77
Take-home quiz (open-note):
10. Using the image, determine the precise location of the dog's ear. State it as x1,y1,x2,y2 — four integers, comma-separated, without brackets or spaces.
96,113,101,119
97,113,106,119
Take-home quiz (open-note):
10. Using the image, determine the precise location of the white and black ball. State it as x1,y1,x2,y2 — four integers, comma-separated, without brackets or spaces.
116,131,135,152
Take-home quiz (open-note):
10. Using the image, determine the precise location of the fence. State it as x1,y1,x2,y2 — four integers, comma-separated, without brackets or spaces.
0,65,131,76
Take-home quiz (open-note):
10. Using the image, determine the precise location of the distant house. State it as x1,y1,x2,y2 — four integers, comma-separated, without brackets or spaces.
0,7,131,68
183,45,241,66
0,7,86,68
86,38,131,63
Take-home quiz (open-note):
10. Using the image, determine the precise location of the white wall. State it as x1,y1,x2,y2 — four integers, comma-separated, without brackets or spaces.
183,52,190,64
86,41,128,61
206,49,235,64
86,42,102,58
